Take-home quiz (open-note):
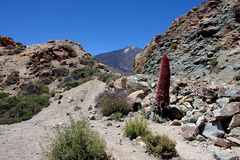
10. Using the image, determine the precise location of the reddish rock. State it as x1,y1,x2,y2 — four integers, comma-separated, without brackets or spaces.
182,123,199,140
213,138,231,148
127,90,145,111
214,102,240,120
113,77,127,89
229,114,240,129
226,137,240,147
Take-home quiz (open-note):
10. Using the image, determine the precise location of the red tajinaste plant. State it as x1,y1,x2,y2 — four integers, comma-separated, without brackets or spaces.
156,54,170,113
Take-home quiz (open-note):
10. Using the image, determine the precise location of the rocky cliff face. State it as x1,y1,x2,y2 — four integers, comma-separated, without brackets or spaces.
96,46,143,75
134,0,240,84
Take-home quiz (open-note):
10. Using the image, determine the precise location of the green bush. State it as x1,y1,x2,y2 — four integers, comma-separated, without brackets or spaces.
57,67,100,90
63,45,77,58
112,112,123,121
37,82,49,94
143,134,177,159
18,82,49,96
170,42,178,50
0,95,49,124
98,74,117,84
124,115,148,139
47,118,110,160
79,57,95,67
0,92,9,98
58,77,93,91
97,90,130,116
71,67,100,80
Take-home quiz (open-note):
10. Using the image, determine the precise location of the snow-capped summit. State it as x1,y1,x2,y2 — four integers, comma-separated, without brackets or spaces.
96,46,143,75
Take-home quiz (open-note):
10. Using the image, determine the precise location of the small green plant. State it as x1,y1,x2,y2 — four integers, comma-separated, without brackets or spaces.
79,57,95,67
47,118,110,160
63,45,77,57
71,67,100,80
98,74,117,84
170,42,178,50
143,134,177,159
124,115,148,139
97,90,130,116
18,82,49,96
58,77,93,91
112,112,123,121
37,82,49,94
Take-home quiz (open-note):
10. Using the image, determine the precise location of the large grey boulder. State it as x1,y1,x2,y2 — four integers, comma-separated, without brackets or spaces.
202,121,225,140
213,102,240,120
126,74,150,92
213,148,239,160
229,127,240,139
219,88,240,101
216,98,230,108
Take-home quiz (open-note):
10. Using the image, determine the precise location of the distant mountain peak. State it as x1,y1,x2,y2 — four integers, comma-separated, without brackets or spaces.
123,46,141,53
96,46,143,75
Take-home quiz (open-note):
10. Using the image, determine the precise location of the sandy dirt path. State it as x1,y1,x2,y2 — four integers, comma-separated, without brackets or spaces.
0,80,156,160
0,80,220,160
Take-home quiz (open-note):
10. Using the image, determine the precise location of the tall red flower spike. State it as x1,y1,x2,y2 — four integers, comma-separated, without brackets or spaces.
156,54,170,112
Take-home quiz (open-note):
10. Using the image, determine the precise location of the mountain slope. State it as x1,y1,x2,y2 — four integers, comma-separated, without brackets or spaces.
134,0,240,84
96,46,143,75
0,37,110,95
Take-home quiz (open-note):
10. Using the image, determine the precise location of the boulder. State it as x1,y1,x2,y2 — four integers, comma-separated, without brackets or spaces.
196,135,206,142
226,137,240,147
192,98,204,108
229,127,240,139
182,102,193,111
213,148,239,160
182,123,199,140
229,114,240,129
170,120,182,126
219,88,240,101
201,87,217,99
141,94,153,107
126,75,149,92
167,105,184,120
127,90,145,111
214,102,240,120
217,98,230,108
202,121,225,140
213,138,231,148
113,77,127,89
196,115,206,128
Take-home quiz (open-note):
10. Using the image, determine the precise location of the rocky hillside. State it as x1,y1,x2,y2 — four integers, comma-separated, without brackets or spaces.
96,46,143,75
0,37,111,95
134,0,240,84
129,0,240,158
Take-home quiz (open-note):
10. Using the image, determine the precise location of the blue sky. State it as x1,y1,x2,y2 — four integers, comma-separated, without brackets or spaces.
1,0,206,55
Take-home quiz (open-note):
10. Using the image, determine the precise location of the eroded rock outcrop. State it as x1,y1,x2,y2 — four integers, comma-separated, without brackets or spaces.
134,0,240,84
